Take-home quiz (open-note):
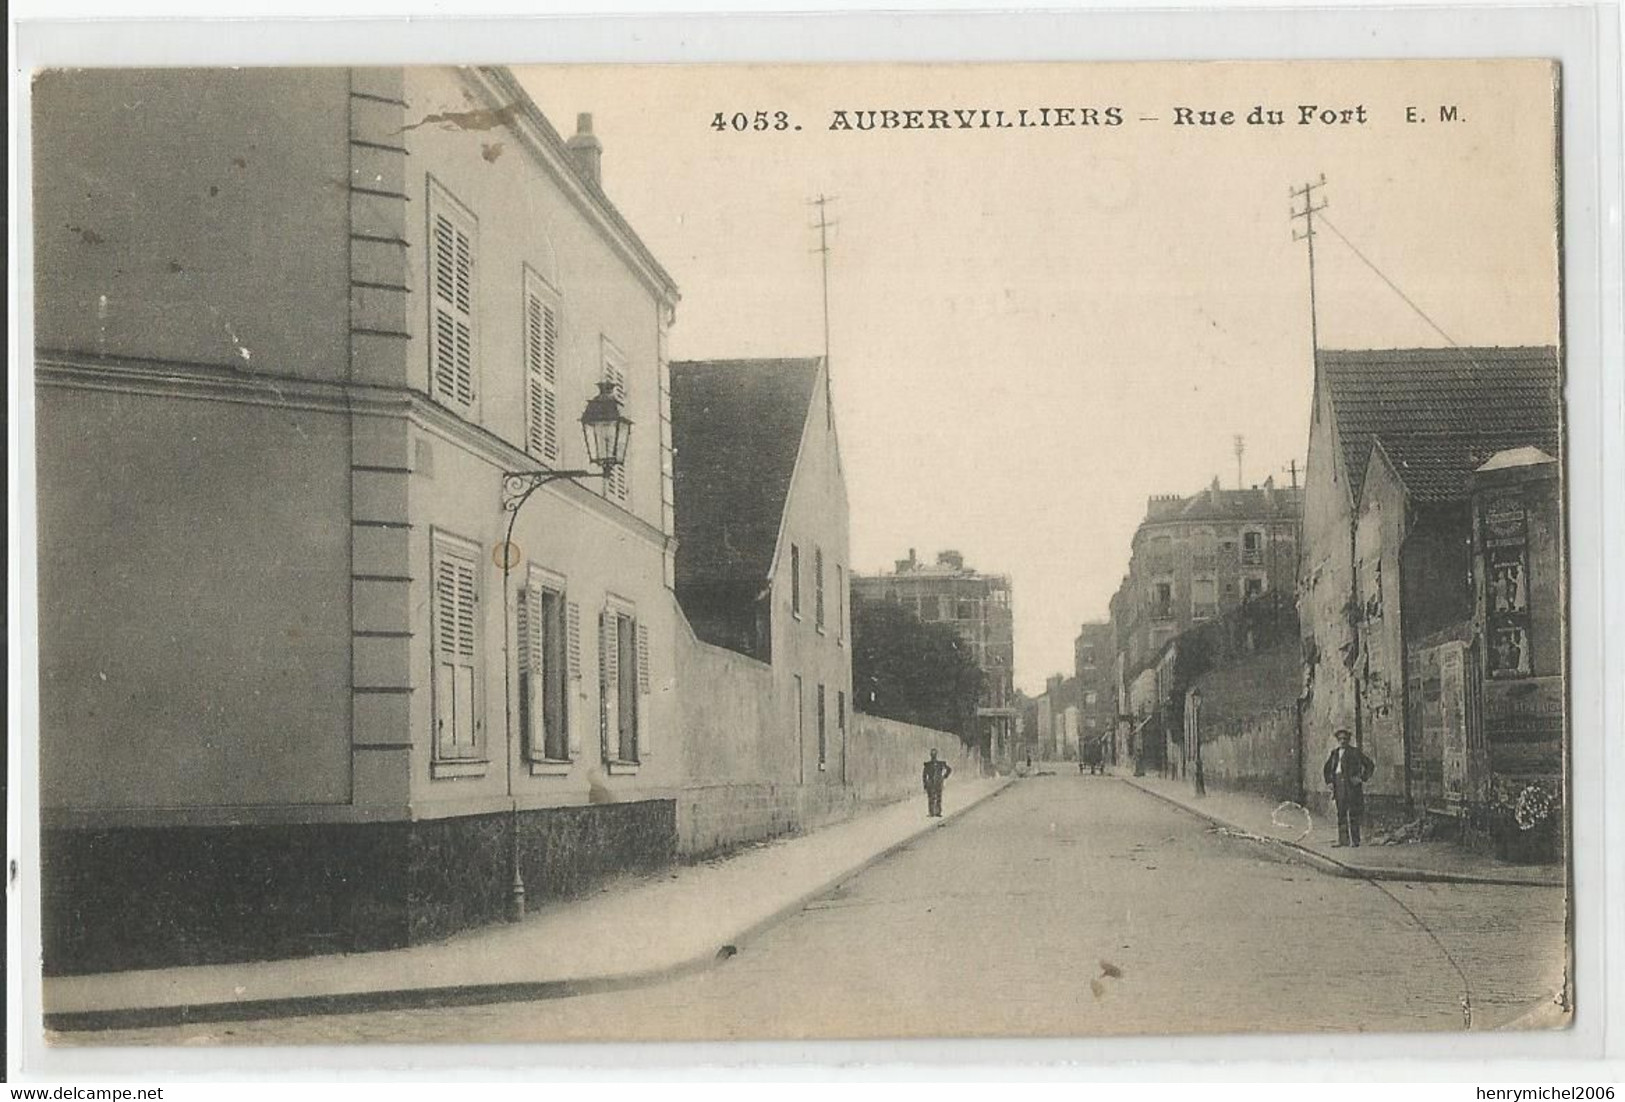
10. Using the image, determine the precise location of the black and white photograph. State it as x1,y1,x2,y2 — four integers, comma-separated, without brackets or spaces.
19,51,1588,1056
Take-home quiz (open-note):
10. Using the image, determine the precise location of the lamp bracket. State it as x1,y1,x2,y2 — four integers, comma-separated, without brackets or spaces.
501,469,600,512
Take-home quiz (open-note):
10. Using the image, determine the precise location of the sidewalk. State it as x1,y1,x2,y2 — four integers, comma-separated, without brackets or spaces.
1120,773,1563,888
44,777,1011,1031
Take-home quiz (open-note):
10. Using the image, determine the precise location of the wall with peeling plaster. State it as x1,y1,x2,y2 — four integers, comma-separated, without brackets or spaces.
1190,643,1303,801
1354,447,1413,802
1298,382,1360,763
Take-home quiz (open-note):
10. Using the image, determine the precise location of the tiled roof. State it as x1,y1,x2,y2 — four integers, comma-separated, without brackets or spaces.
1320,346,1562,503
669,358,822,587
1370,433,1559,503
1175,485,1304,522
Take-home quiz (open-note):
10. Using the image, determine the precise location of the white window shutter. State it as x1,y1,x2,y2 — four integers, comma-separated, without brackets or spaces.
515,588,532,672
598,609,616,762
542,303,559,457
516,587,542,760
602,344,629,502
433,556,458,753
525,292,560,462
432,546,480,758
566,600,583,755
566,600,582,680
636,620,652,758
433,310,459,408
429,200,476,415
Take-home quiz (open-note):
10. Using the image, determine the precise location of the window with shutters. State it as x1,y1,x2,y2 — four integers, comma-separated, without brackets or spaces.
599,600,647,766
836,564,845,643
658,326,675,540
522,267,561,463
601,337,630,503
431,531,484,763
817,683,827,769
814,547,826,630
517,571,569,763
790,544,802,618
793,675,804,762
427,180,477,416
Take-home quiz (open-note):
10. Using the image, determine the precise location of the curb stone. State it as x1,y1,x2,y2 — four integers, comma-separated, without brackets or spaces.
45,778,1015,1033
1119,776,1560,889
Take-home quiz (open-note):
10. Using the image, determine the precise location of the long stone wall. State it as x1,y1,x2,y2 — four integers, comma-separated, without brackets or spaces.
1198,704,1302,804
1190,644,1309,807
848,714,981,804
673,620,971,855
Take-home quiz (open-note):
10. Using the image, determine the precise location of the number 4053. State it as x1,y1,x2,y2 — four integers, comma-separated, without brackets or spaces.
711,111,794,132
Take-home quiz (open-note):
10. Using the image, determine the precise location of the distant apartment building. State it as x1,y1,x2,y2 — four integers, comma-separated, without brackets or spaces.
1034,673,1081,761
1112,478,1302,676
851,550,1015,761
1073,621,1115,763
1105,478,1301,773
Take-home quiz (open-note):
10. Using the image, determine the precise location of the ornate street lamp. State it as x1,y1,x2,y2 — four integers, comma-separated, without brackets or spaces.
502,381,634,512
497,381,633,922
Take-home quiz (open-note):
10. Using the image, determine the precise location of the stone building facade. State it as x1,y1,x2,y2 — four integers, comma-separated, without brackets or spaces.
36,66,687,972
1298,346,1561,822
851,550,1016,760
1074,621,1115,764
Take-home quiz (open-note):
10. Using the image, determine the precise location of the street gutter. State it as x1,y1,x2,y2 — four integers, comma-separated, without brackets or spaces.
1119,776,1561,889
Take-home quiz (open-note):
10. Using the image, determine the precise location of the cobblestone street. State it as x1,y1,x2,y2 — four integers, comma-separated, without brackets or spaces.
64,775,1567,1047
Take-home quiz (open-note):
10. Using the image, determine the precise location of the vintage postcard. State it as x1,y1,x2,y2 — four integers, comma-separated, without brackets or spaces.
28,57,1569,1047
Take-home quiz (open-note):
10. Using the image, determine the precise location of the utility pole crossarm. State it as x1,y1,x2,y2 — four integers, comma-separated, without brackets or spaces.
810,193,837,428
1290,174,1329,359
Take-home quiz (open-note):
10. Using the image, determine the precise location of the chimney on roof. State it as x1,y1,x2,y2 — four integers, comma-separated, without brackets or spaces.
567,113,603,187
1263,474,1275,505
937,550,964,572
1209,476,1221,505
1146,493,1182,520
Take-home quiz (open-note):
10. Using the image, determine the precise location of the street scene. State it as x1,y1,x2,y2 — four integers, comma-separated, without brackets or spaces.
57,776,1565,1045
27,58,1567,1047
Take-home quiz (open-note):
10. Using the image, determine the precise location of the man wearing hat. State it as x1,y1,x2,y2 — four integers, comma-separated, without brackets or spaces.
922,748,953,818
1322,729,1375,847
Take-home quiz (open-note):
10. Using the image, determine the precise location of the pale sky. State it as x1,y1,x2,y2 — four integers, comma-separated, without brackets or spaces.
517,60,1560,694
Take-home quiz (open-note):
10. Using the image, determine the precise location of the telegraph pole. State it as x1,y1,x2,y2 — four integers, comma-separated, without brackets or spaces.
1293,176,1365,762
1290,175,1328,357
810,194,838,427
1233,434,1245,489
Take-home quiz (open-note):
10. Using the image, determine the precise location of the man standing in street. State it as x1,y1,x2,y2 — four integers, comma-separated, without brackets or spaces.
923,748,953,817
1322,729,1375,847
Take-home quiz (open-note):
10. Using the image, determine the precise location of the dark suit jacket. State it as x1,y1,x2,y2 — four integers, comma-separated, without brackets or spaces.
922,760,952,790
1323,744,1374,801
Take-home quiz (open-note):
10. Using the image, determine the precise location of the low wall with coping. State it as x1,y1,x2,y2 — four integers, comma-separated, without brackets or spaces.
1191,644,1306,806
673,617,971,855
848,713,981,804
